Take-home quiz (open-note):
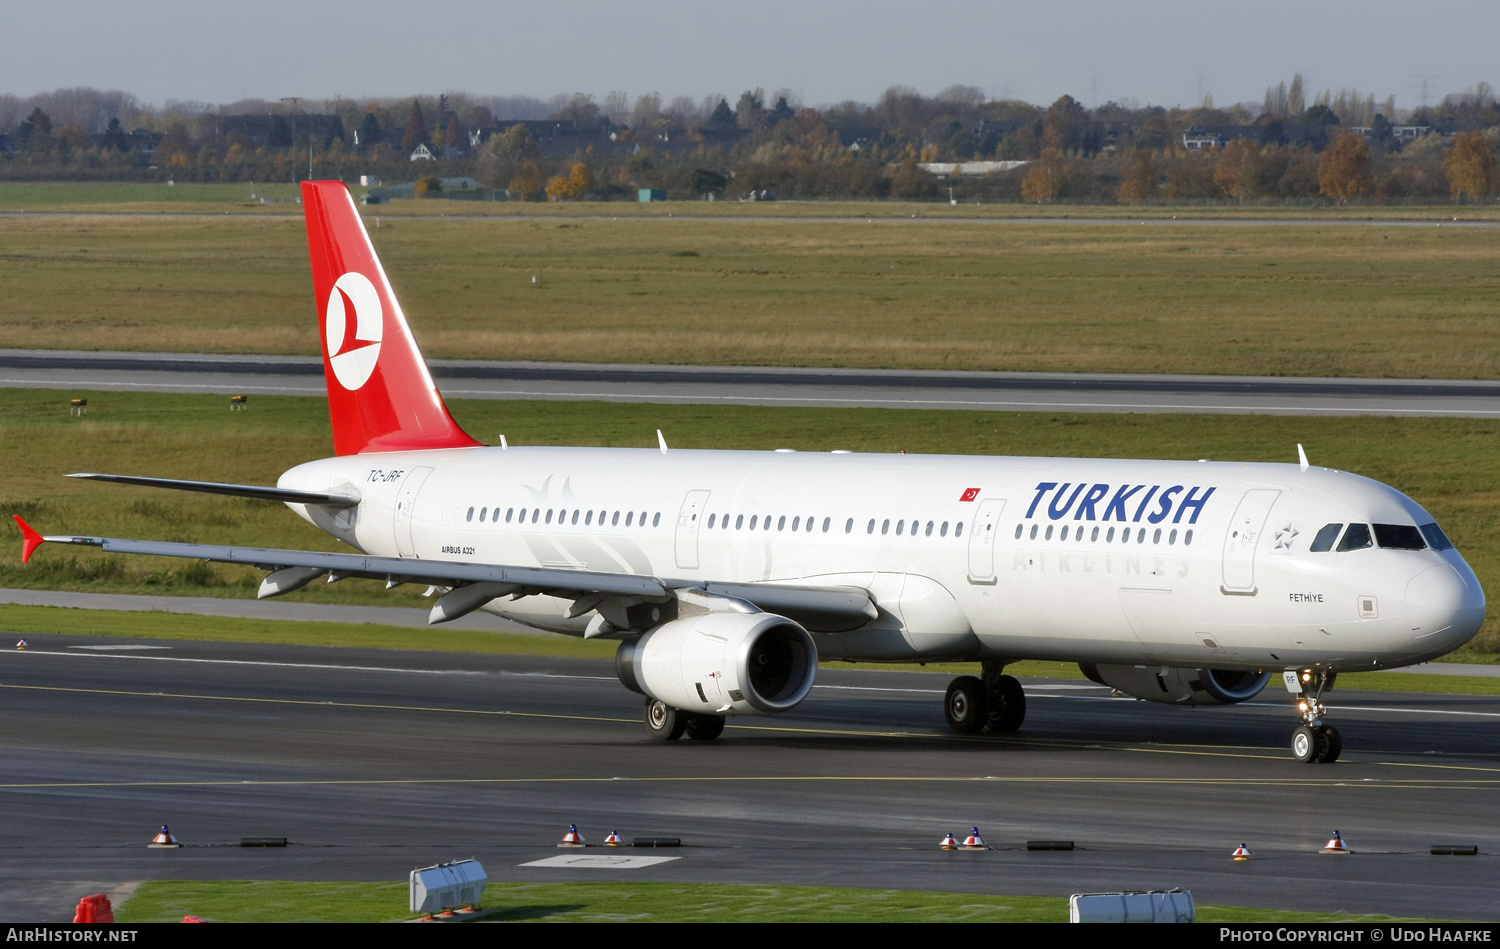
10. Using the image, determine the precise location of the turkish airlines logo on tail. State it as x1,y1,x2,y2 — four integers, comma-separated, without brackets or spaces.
324,272,383,391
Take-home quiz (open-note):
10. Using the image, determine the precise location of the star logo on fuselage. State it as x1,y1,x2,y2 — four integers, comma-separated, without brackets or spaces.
1273,523,1299,550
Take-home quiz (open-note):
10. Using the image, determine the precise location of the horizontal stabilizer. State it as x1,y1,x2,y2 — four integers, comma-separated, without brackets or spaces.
68,473,360,508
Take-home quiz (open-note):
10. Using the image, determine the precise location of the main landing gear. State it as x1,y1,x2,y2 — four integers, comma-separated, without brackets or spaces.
644,698,725,742
944,660,1027,735
1289,670,1341,764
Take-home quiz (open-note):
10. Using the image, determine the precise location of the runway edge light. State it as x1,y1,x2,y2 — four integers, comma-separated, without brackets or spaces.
559,823,586,848
939,832,960,850
1322,830,1351,854
15,640,25,650
1232,843,1254,861
604,831,623,847
960,827,988,850
148,825,181,849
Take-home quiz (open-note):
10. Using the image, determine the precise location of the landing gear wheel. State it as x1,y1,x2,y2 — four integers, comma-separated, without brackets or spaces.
945,676,989,734
1315,724,1342,763
645,698,687,741
1291,724,1319,763
685,714,726,741
986,675,1027,733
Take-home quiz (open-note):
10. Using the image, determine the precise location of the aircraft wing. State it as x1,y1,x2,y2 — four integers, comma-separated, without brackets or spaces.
12,516,876,633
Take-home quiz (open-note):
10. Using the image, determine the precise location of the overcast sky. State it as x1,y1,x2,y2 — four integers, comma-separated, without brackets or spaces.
4,0,1496,112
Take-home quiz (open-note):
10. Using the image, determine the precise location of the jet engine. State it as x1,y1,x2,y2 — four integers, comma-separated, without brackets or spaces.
1080,663,1271,706
616,612,818,716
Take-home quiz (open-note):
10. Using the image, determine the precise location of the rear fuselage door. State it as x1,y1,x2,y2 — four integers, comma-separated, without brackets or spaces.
966,498,1006,583
675,489,712,569
393,466,434,558
1221,489,1280,594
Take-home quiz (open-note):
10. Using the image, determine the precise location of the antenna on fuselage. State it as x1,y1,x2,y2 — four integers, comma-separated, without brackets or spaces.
1297,443,1310,472
657,429,669,454
499,434,508,450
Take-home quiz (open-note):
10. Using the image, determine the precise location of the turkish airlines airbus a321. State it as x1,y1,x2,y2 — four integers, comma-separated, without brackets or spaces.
14,181,1486,762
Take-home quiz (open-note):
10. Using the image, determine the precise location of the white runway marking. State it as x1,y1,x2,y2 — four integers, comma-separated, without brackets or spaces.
9,649,488,676
67,644,172,651
521,854,679,869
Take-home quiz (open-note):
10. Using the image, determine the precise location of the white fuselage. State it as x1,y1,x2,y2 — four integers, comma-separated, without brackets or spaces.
280,447,1485,673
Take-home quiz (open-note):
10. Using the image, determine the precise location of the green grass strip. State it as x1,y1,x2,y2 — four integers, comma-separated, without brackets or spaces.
113,879,1431,924
6,603,1498,695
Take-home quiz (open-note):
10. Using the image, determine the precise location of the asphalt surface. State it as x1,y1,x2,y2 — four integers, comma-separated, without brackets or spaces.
5,349,1500,416
2,634,1497,922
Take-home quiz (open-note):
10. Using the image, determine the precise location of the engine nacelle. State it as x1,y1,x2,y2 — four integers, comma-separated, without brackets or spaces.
1080,663,1271,706
616,612,818,716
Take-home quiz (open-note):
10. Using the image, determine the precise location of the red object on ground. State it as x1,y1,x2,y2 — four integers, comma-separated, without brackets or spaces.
13,515,44,564
181,915,207,923
72,894,114,924
299,180,481,457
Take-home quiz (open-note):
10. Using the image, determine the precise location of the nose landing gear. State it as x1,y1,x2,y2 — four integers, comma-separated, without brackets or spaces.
1288,670,1341,763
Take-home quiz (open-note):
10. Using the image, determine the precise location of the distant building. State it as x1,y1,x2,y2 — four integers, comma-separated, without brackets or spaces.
409,143,437,162
638,188,667,202
918,160,1028,176
836,128,882,151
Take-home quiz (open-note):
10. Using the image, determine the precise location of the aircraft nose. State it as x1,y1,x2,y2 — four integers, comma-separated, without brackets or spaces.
1405,562,1486,647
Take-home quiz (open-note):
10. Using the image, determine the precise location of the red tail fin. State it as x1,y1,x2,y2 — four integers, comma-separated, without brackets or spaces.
14,515,44,564
300,181,481,456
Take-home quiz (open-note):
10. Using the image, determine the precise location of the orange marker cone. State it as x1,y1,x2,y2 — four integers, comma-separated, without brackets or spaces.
1232,843,1254,861
559,823,586,848
960,826,987,850
181,916,206,923
15,640,26,650
1322,830,1351,854
73,894,113,924
148,824,181,849
604,831,623,847
939,832,960,850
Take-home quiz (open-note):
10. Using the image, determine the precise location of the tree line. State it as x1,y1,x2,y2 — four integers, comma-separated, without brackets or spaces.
2,82,1497,204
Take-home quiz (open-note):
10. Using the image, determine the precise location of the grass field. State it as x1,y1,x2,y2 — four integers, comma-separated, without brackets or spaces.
1,388,1497,657
2,198,1498,376
9,606,1497,694
112,879,1426,923
3,181,1498,220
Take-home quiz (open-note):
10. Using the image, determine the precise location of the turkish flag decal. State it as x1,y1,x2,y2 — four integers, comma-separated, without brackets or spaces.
959,488,981,502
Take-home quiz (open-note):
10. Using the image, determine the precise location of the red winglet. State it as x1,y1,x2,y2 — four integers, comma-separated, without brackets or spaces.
13,515,44,564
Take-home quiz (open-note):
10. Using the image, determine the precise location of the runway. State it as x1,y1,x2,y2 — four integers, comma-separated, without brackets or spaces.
5,348,1500,417
2,635,1496,922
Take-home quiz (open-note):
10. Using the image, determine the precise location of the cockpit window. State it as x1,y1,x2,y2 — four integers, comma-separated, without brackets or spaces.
1420,522,1454,551
1374,524,1426,550
1309,523,1343,552
1336,523,1372,552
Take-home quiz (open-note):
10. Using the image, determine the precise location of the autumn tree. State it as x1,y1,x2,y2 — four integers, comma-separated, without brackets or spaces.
1213,138,1259,201
1444,131,1496,202
508,160,544,199
414,175,442,198
401,100,428,151
1117,150,1157,205
474,123,540,190
545,162,596,201
1318,132,1371,203
1020,147,1064,202
444,115,463,149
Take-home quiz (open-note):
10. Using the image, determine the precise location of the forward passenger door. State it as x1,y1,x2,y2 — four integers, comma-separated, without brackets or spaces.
674,489,712,570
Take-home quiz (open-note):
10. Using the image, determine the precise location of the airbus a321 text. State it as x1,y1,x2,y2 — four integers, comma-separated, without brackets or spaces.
14,181,1485,762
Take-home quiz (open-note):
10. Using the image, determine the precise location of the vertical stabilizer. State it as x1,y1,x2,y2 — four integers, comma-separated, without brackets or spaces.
301,180,482,456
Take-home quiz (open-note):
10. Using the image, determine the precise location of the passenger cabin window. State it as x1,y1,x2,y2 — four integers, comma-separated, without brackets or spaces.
479,508,487,522
708,514,716,528
653,513,661,527
867,519,875,534
506,508,514,523
954,522,963,538
626,512,634,526
1337,523,1373,552
1309,523,1343,552
881,519,890,535
844,518,852,534
466,506,475,522
1421,522,1454,550
896,520,904,536
612,511,620,526
1374,524,1426,550
779,516,787,531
